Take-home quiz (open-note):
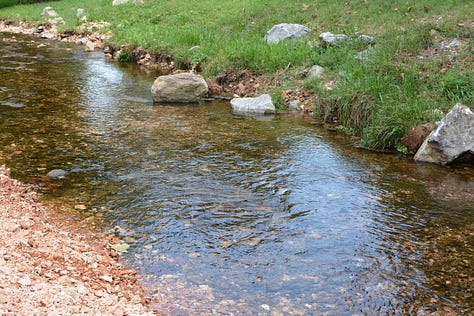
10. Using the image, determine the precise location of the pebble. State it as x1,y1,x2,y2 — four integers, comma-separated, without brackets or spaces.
261,304,271,311
46,169,67,179
18,276,32,286
100,275,114,283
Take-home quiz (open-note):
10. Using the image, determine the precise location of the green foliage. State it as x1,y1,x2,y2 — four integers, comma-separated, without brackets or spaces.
396,143,410,155
117,51,132,62
439,72,474,104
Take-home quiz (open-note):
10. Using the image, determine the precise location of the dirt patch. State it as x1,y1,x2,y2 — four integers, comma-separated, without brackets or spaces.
0,166,157,315
401,122,437,152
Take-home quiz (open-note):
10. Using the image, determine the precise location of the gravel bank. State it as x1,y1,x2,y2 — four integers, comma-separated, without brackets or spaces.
0,166,155,316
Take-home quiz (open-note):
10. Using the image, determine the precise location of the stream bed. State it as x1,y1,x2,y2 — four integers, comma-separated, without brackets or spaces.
1,33,473,315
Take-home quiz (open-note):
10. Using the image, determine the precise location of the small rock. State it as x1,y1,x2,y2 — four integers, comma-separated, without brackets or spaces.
261,304,271,311
58,275,70,284
357,34,376,45
447,39,462,48
3,222,20,232
40,7,58,18
85,41,95,52
112,0,130,5
230,94,276,115
319,32,350,46
265,23,312,44
49,17,65,25
288,100,299,110
100,275,114,283
76,8,85,17
18,276,32,286
46,169,67,179
306,65,324,79
131,294,142,304
77,285,87,294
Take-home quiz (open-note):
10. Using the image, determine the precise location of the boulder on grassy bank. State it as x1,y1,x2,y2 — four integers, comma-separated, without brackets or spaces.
414,103,474,165
265,23,312,44
319,32,349,46
231,94,276,115
40,7,58,18
151,73,208,103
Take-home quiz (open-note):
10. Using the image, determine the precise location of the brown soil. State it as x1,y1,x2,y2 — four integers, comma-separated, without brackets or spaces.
0,166,156,316
401,122,437,152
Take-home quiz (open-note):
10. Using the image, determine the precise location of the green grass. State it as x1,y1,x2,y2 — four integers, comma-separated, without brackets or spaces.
1,0,473,150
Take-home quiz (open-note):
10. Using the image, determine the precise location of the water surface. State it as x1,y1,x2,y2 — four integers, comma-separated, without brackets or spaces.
1,33,473,315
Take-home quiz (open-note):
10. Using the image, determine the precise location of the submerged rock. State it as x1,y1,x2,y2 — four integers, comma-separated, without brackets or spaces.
151,73,208,103
414,104,474,165
231,94,276,115
46,169,67,180
265,23,312,44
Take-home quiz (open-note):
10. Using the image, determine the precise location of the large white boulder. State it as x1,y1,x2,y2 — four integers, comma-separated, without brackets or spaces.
231,94,276,115
415,103,474,165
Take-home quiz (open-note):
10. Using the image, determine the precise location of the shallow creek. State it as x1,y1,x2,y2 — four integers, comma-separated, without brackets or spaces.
1,33,473,315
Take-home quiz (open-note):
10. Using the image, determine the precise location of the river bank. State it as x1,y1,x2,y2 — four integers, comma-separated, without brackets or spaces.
0,166,155,315
1,0,473,152
0,18,317,115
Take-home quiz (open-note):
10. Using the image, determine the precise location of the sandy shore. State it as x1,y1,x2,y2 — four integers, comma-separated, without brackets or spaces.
0,166,155,315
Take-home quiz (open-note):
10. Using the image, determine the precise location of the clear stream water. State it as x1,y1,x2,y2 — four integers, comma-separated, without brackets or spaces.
1,33,473,315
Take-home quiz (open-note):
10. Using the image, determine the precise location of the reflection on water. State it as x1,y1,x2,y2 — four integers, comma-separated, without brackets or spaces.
1,33,473,315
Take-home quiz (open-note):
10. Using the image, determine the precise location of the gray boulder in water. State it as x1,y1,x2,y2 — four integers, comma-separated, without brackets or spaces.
415,103,474,165
151,73,208,103
231,94,276,115
46,169,67,180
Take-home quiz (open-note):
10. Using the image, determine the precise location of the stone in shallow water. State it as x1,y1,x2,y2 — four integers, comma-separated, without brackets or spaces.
151,73,208,103
230,94,276,115
46,169,67,179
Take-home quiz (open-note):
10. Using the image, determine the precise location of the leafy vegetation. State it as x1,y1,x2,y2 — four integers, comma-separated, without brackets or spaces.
0,0,473,150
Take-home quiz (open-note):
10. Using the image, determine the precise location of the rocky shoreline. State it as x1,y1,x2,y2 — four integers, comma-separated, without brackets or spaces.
0,18,317,113
0,166,155,315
